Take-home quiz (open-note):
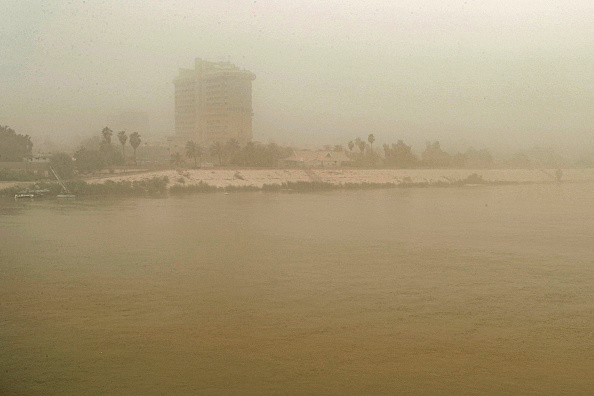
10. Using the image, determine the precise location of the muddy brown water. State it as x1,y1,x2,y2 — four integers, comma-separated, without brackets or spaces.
1,183,593,394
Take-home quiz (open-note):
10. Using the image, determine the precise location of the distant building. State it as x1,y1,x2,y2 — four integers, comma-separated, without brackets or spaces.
279,150,352,168
174,58,256,147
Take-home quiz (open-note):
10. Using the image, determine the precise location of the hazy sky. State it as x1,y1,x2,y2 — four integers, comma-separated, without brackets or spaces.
1,0,592,152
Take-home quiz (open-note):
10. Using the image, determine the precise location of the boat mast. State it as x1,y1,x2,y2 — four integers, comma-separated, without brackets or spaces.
50,166,71,194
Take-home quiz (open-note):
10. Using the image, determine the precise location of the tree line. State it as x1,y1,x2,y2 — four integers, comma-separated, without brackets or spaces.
342,134,495,168
1,124,590,183
48,127,142,178
171,139,293,168
0,125,33,162
70,127,142,174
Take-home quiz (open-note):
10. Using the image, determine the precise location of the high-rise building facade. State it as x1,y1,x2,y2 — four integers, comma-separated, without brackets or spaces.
174,58,256,146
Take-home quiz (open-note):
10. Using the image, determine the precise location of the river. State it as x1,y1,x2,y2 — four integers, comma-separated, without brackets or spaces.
1,182,593,394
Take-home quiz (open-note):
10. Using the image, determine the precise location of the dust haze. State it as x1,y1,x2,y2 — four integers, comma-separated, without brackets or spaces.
2,2,594,394
1,0,592,154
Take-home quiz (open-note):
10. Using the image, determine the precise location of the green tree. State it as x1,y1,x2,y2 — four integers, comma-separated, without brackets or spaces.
226,138,240,151
79,135,102,151
99,140,123,166
225,139,241,163
0,125,33,162
185,141,202,168
99,127,117,165
74,147,105,174
170,152,185,168
368,134,375,153
101,127,113,145
129,132,141,165
49,152,74,179
117,131,128,160
209,141,225,165
421,141,451,168
357,140,366,154
348,140,354,153
228,141,293,168
384,140,418,168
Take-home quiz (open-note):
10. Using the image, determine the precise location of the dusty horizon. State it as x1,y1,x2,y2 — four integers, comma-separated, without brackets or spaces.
2,4,594,393
1,0,592,155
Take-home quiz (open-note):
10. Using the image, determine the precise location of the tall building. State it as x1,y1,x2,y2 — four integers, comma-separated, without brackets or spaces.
174,58,256,147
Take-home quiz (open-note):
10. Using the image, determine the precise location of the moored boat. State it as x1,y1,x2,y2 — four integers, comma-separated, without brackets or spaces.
50,167,76,199
14,192,35,199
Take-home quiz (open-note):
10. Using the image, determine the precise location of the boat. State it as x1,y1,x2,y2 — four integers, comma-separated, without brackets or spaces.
56,193,76,199
14,192,35,200
34,189,51,196
50,167,76,199
14,187,51,200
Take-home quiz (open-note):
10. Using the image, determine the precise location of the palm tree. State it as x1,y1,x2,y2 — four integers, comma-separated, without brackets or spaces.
368,134,375,153
185,140,202,168
209,141,225,165
117,131,127,161
170,152,185,168
226,138,240,151
101,127,113,144
357,140,366,154
225,138,241,163
99,126,113,153
129,132,141,165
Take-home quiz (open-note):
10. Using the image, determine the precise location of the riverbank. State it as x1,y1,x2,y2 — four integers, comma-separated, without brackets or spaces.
2,168,593,197
82,168,594,187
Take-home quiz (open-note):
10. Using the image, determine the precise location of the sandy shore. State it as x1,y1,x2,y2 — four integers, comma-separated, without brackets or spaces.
84,168,594,188
2,168,593,192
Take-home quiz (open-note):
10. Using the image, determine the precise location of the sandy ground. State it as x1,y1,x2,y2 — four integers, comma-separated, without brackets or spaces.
84,168,594,188
3,168,594,191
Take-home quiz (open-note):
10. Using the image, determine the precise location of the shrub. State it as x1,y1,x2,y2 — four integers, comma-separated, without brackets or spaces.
169,181,218,194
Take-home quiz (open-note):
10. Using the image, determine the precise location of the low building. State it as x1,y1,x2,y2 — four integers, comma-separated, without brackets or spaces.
279,150,352,168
